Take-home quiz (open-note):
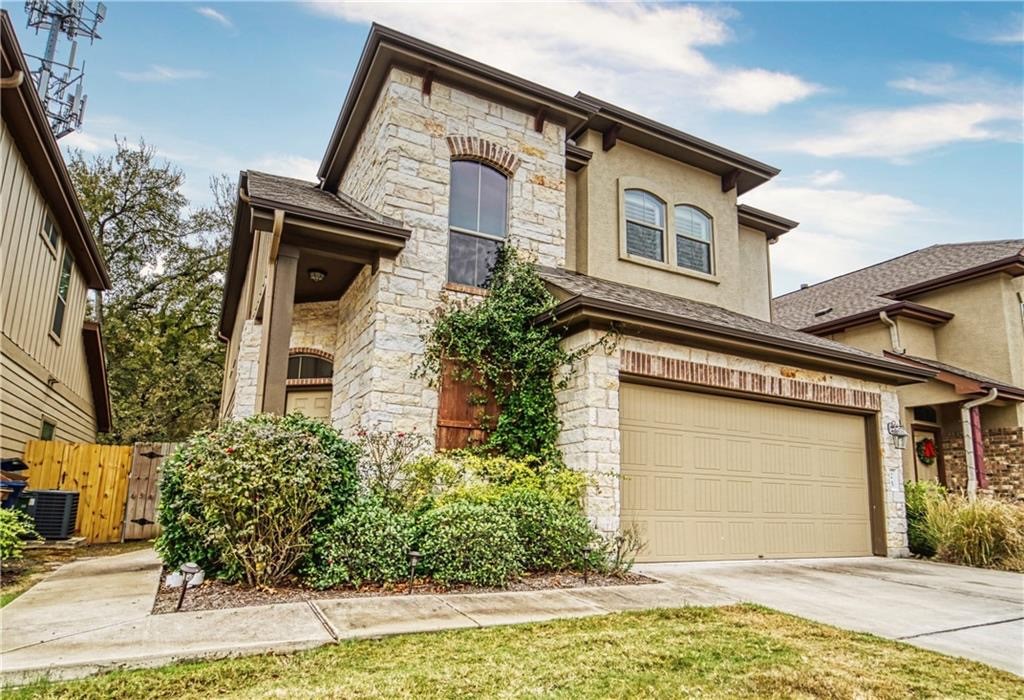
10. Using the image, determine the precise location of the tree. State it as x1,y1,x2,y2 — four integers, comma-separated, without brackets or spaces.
68,140,234,443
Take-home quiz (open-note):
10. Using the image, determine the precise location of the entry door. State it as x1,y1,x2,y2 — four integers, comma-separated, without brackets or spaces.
619,383,873,562
912,427,942,484
285,390,332,422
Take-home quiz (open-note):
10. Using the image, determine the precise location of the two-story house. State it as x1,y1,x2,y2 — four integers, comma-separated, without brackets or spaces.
774,241,1024,502
1,11,112,457
218,25,934,563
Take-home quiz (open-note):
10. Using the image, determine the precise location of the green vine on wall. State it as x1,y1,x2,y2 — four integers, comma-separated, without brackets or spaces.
417,247,614,462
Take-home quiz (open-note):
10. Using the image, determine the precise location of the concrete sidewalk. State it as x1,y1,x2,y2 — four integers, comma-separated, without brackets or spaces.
0,548,697,685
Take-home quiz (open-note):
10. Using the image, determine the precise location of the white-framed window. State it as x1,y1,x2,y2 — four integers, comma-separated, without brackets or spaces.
674,205,713,274
51,248,73,340
41,212,59,253
447,160,508,288
623,189,665,263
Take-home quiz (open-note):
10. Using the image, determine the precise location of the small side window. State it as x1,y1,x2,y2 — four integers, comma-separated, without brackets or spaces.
51,248,73,339
623,189,665,262
674,205,713,274
41,213,59,252
287,353,333,380
40,419,56,441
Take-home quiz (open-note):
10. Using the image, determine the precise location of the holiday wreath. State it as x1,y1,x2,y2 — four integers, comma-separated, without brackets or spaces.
916,437,937,465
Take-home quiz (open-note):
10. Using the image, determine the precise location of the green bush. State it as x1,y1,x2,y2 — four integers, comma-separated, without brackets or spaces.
303,496,415,589
495,486,599,572
923,495,1024,572
417,498,524,586
905,480,946,557
0,508,37,561
155,414,359,586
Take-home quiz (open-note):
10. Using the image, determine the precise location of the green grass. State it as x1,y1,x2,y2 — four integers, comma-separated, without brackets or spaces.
11,605,1021,699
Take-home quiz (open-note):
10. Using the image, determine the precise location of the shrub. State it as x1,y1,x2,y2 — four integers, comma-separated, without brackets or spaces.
905,480,946,557
0,508,37,561
495,486,599,571
355,429,429,506
417,498,524,587
155,414,360,586
924,495,1024,572
303,496,415,589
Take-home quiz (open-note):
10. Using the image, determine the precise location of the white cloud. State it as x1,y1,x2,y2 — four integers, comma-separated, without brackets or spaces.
196,6,233,29
118,65,208,82
809,169,844,186
306,2,819,115
967,12,1023,44
250,155,320,182
60,129,117,153
788,102,1017,159
743,181,926,291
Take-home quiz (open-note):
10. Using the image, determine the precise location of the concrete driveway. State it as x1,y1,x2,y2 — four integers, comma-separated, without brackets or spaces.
636,557,1024,676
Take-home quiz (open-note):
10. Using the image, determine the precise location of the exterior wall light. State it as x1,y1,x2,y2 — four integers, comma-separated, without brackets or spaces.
886,421,909,450
308,269,327,282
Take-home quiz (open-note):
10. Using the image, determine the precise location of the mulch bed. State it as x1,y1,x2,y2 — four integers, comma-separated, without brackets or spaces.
152,569,654,615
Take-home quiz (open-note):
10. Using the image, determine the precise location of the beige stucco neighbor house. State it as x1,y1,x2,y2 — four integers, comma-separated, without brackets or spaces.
0,12,112,458
774,241,1024,502
218,25,935,563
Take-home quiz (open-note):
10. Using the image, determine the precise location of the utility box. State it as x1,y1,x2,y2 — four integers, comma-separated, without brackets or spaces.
21,490,79,539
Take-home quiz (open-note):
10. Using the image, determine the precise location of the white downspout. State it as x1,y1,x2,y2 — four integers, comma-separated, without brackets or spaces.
879,311,904,354
961,388,998,500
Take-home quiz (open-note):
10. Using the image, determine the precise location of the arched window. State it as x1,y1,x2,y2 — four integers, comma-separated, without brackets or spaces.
287,352,332,381
624,189,665,262
674,205,713,274
447,160,508,288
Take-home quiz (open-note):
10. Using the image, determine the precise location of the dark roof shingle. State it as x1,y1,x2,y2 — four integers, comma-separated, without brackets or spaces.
772,240,1023,330
537,266,928,375
246,170,401,228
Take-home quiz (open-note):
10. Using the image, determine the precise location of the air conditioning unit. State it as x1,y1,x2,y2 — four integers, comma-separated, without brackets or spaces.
22,490,79,539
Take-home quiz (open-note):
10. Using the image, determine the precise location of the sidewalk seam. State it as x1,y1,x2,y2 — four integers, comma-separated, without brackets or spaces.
437,596,483,627
306,601,339,641
897,616,1024,640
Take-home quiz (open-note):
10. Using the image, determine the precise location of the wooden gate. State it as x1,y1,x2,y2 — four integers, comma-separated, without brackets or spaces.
22,440,134,544
122,442,178,540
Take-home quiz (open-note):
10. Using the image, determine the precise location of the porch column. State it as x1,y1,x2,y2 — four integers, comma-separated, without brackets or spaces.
260,244,299,415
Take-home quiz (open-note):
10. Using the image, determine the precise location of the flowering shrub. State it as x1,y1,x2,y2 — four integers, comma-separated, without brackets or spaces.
355,428,429,505
155,414,359,586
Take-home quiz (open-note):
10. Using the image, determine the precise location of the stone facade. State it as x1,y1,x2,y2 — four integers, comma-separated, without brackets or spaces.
332,67,567,440
290,301,338,357
942,427,1024,502
555,332,910,556
230,319,263,419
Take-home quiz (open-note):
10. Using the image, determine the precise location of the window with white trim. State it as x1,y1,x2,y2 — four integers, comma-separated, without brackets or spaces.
41,213,59,252
447,160,508,288
287,353,333,380
51,248,73,339
624,189,665,262
674,205,713,274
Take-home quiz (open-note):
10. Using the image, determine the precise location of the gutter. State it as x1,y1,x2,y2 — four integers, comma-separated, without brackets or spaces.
879,311,904,355
961,388,998,500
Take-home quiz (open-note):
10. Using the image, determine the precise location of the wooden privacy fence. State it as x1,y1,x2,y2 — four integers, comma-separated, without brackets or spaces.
22,440,178,544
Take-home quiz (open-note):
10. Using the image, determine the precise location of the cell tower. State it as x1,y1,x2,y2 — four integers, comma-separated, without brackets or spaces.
23,0,107,139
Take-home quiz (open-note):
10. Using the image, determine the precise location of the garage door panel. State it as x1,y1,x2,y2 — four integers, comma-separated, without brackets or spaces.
620,383,872,562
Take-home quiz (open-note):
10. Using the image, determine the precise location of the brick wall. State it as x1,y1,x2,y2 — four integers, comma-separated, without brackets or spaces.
942,427,1024,502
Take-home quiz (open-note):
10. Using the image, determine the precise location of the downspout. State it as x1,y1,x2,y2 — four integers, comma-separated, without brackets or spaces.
961,388,998,500
879,311,904,354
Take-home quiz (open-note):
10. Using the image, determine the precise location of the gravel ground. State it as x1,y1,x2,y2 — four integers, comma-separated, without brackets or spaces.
153,569,653,614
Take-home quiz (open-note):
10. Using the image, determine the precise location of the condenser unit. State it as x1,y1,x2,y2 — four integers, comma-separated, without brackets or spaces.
22,490,79,539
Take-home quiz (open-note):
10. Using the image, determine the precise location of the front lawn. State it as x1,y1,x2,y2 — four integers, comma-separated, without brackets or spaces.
14,605,1021,699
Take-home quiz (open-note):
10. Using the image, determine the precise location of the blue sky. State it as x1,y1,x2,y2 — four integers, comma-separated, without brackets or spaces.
8,1,1022,293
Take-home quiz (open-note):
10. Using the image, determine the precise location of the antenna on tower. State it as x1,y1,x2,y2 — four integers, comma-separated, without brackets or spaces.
23,0,107,139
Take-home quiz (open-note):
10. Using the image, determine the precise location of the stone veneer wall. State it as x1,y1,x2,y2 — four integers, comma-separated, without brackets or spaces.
555,330,910,556
333,67,568,439
941,427,1024,502
290,301,338,356
231,320,263,419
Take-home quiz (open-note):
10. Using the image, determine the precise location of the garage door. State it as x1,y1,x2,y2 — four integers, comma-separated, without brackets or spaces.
620,383,872,562
285,390,332,422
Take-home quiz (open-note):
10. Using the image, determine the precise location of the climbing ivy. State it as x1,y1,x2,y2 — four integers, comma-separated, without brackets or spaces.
418,247,613,462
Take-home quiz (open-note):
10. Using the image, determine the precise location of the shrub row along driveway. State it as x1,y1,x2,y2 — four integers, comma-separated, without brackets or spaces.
637,556,1024,676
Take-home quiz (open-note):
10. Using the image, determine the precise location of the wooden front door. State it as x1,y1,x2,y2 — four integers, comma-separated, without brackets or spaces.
911,426,944,485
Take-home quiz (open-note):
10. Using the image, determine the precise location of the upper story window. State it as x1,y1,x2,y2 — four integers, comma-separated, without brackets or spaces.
674,205,713,274
288,353,333,380
448,160,508,288
41,213,59,253
624,189,665,262
51,248,73,340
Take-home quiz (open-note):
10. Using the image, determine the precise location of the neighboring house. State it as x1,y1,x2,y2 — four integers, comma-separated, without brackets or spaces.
774,241,1024,502
218,25,934,563
0,11,112,457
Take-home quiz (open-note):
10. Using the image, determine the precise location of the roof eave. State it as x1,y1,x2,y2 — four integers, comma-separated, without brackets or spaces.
538,294,935,386
737,204,799,240
799,301,954,336
884,254,1024,300
82,321,112,432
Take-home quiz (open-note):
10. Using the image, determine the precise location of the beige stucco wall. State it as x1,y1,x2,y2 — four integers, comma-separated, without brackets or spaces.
571,130,771,321
556,330,910,556
1,116,98,455
825,322,894,356
896,318,938,359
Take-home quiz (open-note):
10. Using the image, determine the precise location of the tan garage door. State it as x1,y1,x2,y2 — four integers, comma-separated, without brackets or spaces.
620,383,872,562
285,390,332,422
